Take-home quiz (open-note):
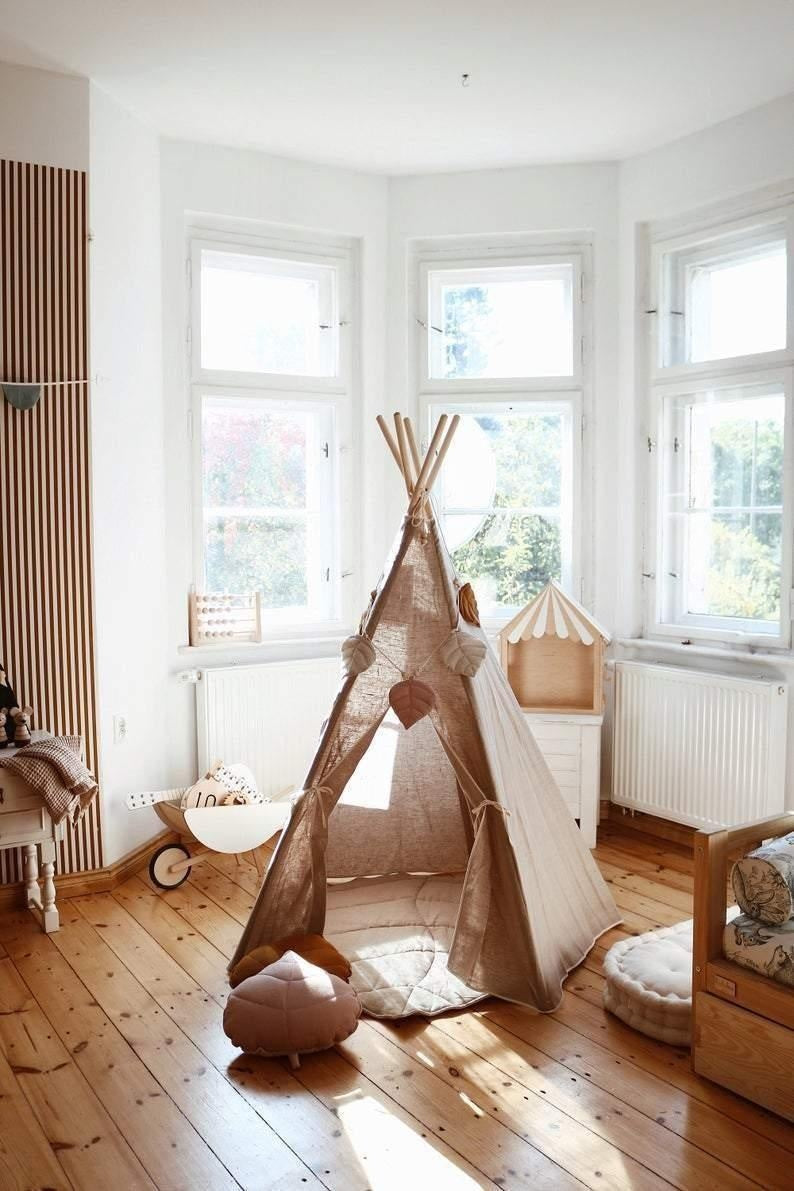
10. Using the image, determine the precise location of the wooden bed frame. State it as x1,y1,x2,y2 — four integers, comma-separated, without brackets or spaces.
692,811,794,1122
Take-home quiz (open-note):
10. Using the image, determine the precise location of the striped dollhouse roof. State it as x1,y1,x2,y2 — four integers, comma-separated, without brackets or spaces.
500,580,611,647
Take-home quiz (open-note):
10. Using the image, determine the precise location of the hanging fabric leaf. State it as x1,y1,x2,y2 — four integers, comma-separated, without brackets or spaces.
439,629,487,678
389,678,435,729
458,582,480,627
341,634,376,678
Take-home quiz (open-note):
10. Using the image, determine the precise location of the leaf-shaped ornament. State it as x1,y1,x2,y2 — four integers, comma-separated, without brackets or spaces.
388,678,435,729
458,582,481,627
341,634,376,679
439,629,487,678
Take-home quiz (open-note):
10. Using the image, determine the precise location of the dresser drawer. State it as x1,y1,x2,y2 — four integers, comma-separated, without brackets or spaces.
0,806,47,844
0,770,40,812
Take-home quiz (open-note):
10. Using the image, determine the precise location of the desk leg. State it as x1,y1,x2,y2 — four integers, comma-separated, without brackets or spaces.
40,839,59,933
23,843,39,906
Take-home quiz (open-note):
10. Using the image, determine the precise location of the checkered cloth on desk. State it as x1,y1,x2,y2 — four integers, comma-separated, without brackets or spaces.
0,735,97,825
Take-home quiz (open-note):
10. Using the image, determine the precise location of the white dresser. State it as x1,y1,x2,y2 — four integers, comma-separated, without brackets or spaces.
0,749,64,932
523,712,602,848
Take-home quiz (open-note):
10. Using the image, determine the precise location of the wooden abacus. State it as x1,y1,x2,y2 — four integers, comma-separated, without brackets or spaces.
188,592,263,646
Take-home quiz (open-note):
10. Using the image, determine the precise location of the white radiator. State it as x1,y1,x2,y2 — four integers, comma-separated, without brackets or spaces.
612,661,788,828
196,659,341,799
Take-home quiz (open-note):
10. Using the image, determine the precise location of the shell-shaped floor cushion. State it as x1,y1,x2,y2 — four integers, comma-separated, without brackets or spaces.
223,950,361,1066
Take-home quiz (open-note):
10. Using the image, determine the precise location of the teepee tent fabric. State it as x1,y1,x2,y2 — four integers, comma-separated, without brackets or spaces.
232,508,620,1012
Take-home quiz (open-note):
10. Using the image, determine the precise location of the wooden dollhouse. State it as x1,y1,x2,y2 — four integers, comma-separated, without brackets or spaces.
498,580,610,714
498,582,611,847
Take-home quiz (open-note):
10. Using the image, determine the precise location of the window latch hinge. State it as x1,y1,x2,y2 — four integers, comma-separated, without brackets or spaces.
642,571,655,580
322,441,329,458
647,436,656,453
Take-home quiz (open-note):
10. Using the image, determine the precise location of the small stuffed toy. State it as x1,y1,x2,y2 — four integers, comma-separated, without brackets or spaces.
10,705,33,747
0,709,7,749
0,665,17,745
181,760,261,809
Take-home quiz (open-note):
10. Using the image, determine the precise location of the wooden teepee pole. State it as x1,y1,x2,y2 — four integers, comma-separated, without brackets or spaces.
393,413,415,494
423,413,460,497
376,415,408,486
409,413,448,512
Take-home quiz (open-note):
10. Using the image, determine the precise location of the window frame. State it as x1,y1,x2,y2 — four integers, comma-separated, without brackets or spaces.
188,224,357,643
651,370,793,643
417,247,584,395
413,234,591,623
643,194,794,648
190,233,353,395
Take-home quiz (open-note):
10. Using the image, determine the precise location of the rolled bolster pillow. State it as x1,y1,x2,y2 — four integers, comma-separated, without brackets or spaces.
731,832,794,926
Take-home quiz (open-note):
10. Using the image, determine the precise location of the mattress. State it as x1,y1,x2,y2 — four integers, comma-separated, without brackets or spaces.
324,872,485,1018
724,912,794,986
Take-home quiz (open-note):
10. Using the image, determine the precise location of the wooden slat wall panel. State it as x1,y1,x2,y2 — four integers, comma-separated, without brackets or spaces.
0,159,100,883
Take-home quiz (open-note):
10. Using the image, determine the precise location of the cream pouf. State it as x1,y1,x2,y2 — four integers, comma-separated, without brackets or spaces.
603,920,693,1046
223,950,361,1068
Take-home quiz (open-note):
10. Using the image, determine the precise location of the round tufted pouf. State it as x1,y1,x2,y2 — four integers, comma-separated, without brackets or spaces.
603,919,693,1046
223,950,361,1068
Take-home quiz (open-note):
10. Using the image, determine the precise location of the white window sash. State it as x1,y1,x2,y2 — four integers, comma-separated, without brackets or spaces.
645,367,794,647
191,385,347,635
189,235,351,394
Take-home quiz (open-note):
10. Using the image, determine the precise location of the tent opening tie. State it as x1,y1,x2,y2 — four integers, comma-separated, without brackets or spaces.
304,784,333,828
472,799,510,829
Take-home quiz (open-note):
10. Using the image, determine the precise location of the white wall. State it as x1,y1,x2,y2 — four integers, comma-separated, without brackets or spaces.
387,164,620,629
0,60,88,168
89,84,169,862
159,139,390,786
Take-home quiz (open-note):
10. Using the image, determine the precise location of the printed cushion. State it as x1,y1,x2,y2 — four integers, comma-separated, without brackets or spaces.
723,913,794,986
731,832,794,925
223,951,361,1059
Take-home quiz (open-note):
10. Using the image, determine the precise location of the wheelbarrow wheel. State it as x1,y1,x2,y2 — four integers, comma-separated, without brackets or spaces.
149,843,191,889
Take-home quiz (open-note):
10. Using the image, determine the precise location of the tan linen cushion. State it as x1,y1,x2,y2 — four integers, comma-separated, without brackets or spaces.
223,951,361,1061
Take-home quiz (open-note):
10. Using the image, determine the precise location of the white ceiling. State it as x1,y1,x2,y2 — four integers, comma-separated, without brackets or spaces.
3,1,794,174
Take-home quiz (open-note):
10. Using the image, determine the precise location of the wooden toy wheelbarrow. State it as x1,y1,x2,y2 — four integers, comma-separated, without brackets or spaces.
125,788,290,889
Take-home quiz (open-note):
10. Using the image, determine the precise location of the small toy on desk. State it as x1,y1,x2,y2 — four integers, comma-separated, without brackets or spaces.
10,705,33,746
0,665,17,745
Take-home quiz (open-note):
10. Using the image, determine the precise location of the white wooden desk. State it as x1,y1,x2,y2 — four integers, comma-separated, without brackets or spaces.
0,741,64,932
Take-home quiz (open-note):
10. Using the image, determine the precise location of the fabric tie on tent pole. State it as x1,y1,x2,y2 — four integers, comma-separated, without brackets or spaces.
471,800,510,829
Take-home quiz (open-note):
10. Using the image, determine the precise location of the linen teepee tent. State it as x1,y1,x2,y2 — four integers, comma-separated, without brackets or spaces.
232,413,620,1016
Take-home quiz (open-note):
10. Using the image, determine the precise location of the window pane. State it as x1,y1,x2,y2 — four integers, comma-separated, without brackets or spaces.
200,249,336,376
202,399,307,509
429,264,573,379
435,406,571,617
662,231,786,366
205,515,308,609
200,395,334,621
662,386,785,632
448,512,561,620
684,511,781,623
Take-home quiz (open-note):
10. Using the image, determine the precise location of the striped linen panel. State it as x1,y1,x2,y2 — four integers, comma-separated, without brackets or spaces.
0,159,101,883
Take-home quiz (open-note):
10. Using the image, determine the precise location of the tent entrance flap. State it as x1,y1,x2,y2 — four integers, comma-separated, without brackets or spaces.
325,709,471,879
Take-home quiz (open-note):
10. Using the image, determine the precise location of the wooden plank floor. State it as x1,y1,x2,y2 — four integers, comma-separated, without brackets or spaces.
1,822,793,1190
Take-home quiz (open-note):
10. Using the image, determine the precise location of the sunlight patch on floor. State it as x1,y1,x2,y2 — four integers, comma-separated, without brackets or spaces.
336,1091,482,1189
